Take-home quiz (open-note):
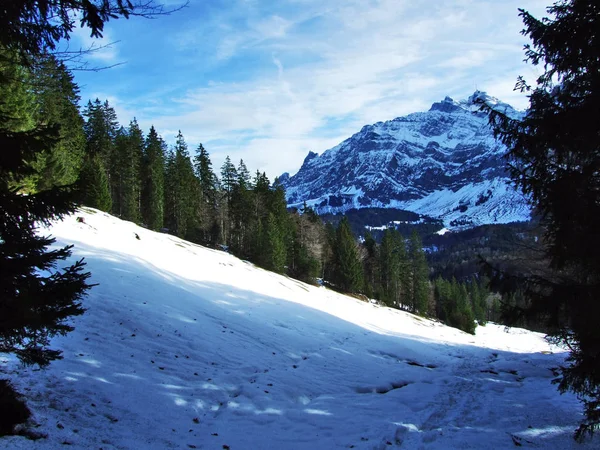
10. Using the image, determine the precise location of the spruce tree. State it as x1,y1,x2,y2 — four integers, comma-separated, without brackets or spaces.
0,117,91,367
0,0,180,432
219,156,237,244
82,98,119,210
78,155,112,212
141,126,165,231
265,213,286,273
164,131,195,238
229,159,254,255
331,217,363,293
409,230,429,315
248,171,271,262
83,98,118,172
220,155,237,205
484,0,600,438
288,202,324,284
28,54,85,191
434,277,476,335
361,231,378,298
379,229,409,308
193,143,219,243
121,119,144,223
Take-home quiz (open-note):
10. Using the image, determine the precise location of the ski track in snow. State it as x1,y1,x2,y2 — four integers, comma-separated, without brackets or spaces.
0,208,591,449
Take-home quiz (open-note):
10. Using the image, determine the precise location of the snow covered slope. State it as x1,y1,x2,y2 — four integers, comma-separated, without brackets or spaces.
1,209,590,449
282,91,530,228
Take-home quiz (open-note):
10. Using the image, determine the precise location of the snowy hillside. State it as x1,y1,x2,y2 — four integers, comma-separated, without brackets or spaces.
1,209,590,449
282,91,531,228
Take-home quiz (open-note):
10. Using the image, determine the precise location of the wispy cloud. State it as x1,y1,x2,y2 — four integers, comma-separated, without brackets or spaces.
74,0,551,178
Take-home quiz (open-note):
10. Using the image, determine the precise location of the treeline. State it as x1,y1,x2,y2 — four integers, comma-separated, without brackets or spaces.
76,95,494,334
77,98,328,283
4,52,488,335
330,225,492,334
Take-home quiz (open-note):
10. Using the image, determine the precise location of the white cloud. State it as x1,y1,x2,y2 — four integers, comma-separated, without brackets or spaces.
95,0,553,179
250,15,293,39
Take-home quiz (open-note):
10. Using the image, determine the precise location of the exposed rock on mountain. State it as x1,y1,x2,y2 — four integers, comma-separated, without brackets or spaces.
283,91,530,228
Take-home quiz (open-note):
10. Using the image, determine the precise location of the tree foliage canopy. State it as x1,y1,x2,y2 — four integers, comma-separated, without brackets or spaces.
485,0,600,439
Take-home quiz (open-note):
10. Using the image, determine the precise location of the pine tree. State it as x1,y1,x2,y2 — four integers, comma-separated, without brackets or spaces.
361,231,378,298
219,156,237,244
229,159,253,255
120,119,143,222
78,155,112,212
164,131,195,238
0,120,92,366
484,0,600,438
141,126,165,231
193,143,219,243
409,230,429,315
220,155,237,205
28,54,85,191
0,0,179,432
434,277,476,335
379,228,409,308
83,98,118,171
331,217,363,293
265,213,286,273
82,98,119,210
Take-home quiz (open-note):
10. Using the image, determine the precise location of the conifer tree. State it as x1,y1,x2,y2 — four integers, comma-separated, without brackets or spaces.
237,159,251,188
78,155,112,212
361,231,378,298
331,217,363,293
220,156,237,205
0,0,180,431
164,131,196,238
193,143,219,243
0,128,91,366
379,229,409,308
141,126,165,230
484,1,600,437
28,54,85,191
111,126,128,215
219,156,237,244
82,98,119,210
265,212,287,273
0,48,36,132
288,202,324,284
409,230,430,315
83,98,118,171
120,119,144,222
434,277,476,334
229,159,254,255
469,277,488,325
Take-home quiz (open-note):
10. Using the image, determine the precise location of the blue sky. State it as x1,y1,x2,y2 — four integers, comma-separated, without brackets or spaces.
70,0,550,179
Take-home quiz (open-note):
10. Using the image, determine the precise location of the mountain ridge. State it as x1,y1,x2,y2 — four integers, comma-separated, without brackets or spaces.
282,91,530,228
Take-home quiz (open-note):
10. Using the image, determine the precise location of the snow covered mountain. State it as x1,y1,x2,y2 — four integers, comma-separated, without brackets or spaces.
1,209,591,449
282,91,530,228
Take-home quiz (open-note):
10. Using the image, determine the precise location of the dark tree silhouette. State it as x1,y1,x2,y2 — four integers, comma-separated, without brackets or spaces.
483,0,600,439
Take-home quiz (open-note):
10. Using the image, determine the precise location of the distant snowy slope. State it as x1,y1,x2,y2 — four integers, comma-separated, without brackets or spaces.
282,91,530,228
1,209,589,449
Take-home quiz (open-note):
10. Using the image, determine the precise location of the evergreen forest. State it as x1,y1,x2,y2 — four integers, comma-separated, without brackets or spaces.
1,0,599,442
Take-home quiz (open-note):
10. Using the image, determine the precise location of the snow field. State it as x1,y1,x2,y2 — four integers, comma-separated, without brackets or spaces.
0,208,591,449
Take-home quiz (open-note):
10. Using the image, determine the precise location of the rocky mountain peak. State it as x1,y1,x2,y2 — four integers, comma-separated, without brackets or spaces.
282,93,530,229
